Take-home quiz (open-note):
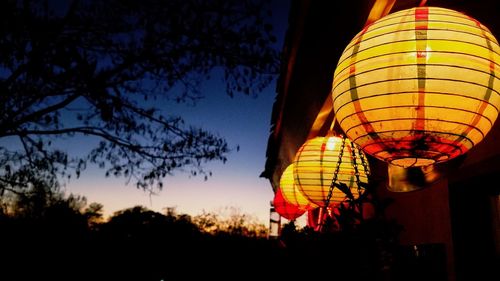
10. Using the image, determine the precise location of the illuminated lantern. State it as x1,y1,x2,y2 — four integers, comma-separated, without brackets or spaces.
332,7,500,168
273,187,305,221
294,136,369,207
279,164,317,210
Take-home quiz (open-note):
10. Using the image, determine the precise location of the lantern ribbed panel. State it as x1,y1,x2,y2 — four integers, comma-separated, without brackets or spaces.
280,164,317,210
273,187,306,221
332,7,500,167
280,164,316,210
294,136,369,207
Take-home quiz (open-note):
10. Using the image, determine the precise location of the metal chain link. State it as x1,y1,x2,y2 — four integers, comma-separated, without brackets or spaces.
358,144,370,178
350,141,365,220
323,135,346,208
350,140,361,186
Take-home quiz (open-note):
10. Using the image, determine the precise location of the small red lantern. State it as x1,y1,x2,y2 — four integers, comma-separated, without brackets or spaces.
273,187,306,221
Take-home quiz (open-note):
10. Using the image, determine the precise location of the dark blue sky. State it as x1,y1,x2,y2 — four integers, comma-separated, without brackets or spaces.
65,1,292,223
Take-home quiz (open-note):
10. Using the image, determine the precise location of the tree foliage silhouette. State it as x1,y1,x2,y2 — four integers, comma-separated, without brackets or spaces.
0,0,279,195
0,200,280,280
193,206,267,237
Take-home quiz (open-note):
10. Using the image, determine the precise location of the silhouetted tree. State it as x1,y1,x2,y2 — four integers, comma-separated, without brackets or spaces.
7,182,87,221
193,206,267,237
193,210,219,233
0,183,97,281
83,202,104,228
104,205,202,240
0,0,279,195
105,206,167,238
0,180,105,252
1,201,280,280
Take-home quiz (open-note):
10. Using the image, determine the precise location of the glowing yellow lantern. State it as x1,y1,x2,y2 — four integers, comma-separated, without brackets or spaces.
279,164,317,210
294,136,369,207
332,7,500,168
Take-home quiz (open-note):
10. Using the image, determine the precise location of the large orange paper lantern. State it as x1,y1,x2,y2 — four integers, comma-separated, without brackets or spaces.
273,187,305,221
294,136,369,207
332,7,500,168
279,164,317,210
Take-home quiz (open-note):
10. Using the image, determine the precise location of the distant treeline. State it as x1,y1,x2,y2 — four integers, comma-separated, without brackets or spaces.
0,188,285,280
0,187,405,281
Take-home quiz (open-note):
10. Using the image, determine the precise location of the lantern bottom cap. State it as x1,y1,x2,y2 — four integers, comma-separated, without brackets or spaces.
391,157,435,168
387,163,441,192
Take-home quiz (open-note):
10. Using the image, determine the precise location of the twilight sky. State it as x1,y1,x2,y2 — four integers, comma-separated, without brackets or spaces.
64,1,292,224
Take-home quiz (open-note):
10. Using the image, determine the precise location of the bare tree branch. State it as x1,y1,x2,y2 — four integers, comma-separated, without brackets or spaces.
0,0,279,194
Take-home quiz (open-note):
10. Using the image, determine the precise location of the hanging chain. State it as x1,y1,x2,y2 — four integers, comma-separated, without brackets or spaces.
358,144,370,178
323,135,347,208
350,141,361,187
350,141,363,217
353,142,371,223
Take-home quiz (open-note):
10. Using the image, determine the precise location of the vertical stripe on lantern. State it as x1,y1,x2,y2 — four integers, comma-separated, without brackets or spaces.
348,25,384,147
414,7,428,131
320,139,327,202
